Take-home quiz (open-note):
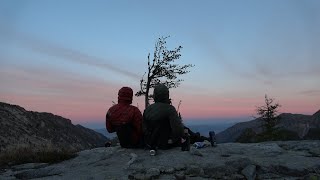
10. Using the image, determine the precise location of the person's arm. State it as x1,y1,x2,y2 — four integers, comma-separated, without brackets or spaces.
132,107,143,139
142,111,147,134
168,105,184,141
105,111,115,133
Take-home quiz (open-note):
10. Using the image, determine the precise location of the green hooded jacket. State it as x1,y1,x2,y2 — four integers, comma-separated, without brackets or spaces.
143,84,184,149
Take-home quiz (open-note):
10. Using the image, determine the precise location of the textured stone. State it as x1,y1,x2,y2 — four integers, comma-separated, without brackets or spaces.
164,167,175,174
241,165,256,180
12,163,48,170
185,165,204,177
1,141,320,179
126,153,138,167
174,164,186,171
174,172,186,180
304,173,320,180
146,168,160,178
190,147,203,156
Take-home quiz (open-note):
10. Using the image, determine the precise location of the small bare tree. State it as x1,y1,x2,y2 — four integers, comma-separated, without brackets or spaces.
135,36,194,108
256,94,281,132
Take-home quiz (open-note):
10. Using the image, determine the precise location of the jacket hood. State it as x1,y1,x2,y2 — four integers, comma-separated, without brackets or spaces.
153,84,170,103
118,87,133,104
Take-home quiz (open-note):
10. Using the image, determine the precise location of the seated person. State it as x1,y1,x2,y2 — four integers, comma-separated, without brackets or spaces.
143,84,216,151
106,87,143,148
143,84,185,150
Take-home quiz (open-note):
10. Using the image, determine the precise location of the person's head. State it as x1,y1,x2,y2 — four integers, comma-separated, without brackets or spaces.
118,87,133,104
153,84,170,103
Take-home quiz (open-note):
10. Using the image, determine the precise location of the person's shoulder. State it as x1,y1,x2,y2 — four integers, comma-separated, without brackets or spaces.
167,104,177,111
108,104,121,111
129,105,141,111
146,103,156,108
148,103,175,112
143,103,157,113
156,104,177,116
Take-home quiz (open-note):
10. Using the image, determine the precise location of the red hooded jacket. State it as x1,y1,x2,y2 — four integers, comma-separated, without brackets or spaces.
105,87,142,145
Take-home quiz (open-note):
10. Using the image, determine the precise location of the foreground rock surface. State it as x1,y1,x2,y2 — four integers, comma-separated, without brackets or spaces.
1,140,320,179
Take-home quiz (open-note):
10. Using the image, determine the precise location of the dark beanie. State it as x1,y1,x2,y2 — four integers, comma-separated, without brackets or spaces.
118,87,133,102
153,84,169,103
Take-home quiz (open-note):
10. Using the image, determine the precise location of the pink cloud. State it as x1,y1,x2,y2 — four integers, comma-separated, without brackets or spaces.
169,91,259,118
1,64,318,124
278,98,320,115
0,64,138,124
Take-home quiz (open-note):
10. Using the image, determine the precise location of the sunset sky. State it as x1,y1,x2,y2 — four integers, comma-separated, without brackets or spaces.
1,0,319,128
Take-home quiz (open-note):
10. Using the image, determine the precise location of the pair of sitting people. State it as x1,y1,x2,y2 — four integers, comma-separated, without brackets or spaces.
105,84,215,150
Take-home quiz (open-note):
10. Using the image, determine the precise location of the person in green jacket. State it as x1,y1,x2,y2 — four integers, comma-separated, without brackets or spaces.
143,84,185,150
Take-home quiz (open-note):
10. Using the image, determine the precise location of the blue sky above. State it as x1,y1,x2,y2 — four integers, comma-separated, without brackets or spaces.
0,0,319,129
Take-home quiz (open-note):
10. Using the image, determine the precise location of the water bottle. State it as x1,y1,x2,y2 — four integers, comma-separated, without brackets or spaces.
150,149,156,156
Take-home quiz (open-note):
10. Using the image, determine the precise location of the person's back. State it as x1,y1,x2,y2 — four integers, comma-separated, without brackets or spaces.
106,87,142,148
143,84,184,150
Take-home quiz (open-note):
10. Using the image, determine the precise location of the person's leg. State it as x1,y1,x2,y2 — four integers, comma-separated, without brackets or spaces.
184,126,210,143
158,126,172,149
115,124,134,148
209,131,217,147
132,136,145,149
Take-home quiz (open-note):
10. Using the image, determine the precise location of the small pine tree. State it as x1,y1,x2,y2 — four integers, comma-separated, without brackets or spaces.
256,94,281,132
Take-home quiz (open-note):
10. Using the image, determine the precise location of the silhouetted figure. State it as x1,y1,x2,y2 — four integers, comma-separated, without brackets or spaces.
143,84,185,151
106,87,143,148
143,84,216,154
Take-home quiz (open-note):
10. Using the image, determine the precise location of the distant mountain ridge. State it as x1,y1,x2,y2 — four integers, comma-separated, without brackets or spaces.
94,122,235,139
216,110,320,143
0,102,108,152
94,128,117,139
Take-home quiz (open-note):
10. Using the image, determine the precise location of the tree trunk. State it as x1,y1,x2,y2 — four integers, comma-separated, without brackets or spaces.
145,77,151,109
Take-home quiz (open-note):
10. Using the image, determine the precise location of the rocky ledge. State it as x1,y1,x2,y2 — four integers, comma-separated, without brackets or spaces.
1,140,320,180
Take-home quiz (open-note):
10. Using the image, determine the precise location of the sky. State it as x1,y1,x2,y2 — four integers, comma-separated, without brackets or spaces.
1,0,319,129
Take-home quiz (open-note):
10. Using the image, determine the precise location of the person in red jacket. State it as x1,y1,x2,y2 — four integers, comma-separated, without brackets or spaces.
106,87,143,148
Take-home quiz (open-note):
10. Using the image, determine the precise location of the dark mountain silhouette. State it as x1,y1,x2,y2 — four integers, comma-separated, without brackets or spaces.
312,109,320,125
94,128,117,139
94,122,235,140
216,110,320,143
0,102,108,152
